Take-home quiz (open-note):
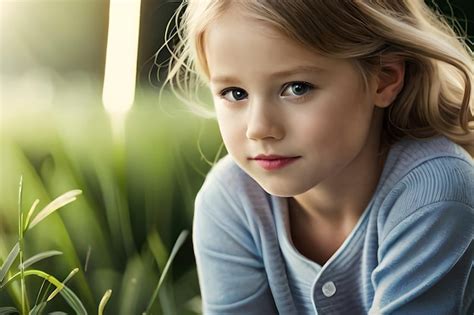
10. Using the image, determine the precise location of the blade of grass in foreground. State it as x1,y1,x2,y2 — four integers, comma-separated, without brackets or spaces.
0,306,19,315
18,176,29,314
18,250,63,270
1,270,88,315
27,190,82,230
143,230,189,314
1,269,64,291
47,267,79,301
29,302,47,315
58,285,88,315
98,289,112,315
0,242,19,283
24,199,40,233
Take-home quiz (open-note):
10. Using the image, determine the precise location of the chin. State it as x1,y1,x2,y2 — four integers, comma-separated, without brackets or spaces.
255,178,310,197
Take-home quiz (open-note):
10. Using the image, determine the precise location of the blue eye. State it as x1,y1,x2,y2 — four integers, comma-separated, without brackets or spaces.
220,88,248,102
281,82,313,97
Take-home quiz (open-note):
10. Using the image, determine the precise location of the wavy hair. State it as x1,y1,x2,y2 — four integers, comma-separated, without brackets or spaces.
162,0,474,156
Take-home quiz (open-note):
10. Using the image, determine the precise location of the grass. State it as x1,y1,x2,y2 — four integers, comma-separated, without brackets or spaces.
0,178,92,314
0,88,224,314
0,177,192,314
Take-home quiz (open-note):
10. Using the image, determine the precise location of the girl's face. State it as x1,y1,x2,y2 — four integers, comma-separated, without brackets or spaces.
205,9,384,197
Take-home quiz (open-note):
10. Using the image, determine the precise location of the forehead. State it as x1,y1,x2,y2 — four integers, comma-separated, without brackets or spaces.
203,8,338,82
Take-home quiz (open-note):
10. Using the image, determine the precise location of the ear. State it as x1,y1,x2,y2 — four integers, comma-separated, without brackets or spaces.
373,57,405,108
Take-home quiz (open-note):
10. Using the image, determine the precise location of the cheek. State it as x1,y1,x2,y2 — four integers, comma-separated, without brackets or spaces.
296,94,374,152
216,109,245,150
292,102,350,142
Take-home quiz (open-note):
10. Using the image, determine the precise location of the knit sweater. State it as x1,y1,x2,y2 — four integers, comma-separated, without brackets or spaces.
192,136,474,314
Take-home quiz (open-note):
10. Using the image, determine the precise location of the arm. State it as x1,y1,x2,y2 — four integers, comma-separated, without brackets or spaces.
192,182,278,314
370,201,474,315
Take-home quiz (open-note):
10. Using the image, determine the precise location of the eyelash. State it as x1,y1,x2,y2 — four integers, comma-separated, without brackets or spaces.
218,81,315,103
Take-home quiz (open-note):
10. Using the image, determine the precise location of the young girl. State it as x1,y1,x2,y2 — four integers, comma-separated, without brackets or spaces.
164,1,474,314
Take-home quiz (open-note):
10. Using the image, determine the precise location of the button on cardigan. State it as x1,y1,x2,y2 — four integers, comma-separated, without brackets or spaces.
192,136,474,314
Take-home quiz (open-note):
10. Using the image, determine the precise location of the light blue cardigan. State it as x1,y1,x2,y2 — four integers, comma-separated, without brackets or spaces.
193,136,474,314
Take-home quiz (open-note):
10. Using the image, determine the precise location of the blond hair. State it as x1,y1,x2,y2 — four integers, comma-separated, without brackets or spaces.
162,0,474,156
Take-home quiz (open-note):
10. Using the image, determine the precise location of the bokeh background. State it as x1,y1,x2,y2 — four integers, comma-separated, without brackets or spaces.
0,0,472,314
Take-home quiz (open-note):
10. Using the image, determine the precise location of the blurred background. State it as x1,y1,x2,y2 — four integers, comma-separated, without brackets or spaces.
0,0,472,314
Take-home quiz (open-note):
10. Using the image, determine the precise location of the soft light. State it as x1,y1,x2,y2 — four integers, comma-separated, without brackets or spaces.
102,0,141,115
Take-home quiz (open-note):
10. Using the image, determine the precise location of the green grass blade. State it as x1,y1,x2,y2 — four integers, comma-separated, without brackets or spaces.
37,282,53,311
0,242,19,283
47,268,79,301
28,190,82,230
58,285,88,315
1,269,88,315
144,230,189,314
147,231,168,272
29,302,47,315
17,176,27,314
18,250,63,270
1,269,64,290
3,270,57,314
24,199,40,232
34,279,47,310
98,289,112,315
0,307,19,315
18,176,23,237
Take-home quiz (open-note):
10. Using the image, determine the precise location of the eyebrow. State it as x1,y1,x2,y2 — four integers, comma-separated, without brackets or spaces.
210,65,326,85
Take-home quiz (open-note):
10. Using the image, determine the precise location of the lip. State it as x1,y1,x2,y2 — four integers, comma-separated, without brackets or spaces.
249,155,301,171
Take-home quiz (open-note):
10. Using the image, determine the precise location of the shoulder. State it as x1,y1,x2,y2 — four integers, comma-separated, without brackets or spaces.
194,155,269,225
381,135,473,184
193,155,276,260
376,136,474,238
369,138,474,315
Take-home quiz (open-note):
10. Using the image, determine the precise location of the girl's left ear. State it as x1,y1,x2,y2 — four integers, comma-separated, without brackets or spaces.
374,57,405,108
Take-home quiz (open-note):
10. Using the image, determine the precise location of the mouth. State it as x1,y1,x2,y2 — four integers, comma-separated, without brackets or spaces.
249,155,301,171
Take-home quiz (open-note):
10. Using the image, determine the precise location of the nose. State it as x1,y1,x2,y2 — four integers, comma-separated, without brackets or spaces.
245,99,284,141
